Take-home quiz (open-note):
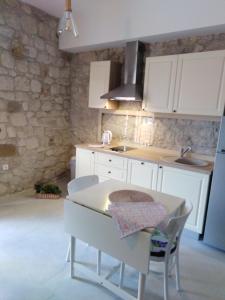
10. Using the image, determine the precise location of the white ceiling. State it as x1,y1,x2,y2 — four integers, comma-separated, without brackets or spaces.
21,0,225,53
21,0,65,17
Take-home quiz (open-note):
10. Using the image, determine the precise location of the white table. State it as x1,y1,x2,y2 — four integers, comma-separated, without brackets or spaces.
64,179,184,300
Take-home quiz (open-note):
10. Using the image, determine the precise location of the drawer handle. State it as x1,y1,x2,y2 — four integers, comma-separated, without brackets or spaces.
108,171,111,174
141,162,144,165
92,152,95,154
109,159,112,162
159,166,163,169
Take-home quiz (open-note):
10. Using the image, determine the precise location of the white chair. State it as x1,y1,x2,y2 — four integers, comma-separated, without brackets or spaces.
119,202,193,300
66,175,100,263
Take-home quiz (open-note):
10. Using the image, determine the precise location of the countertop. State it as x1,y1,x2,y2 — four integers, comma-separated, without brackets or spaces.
76,144,214,175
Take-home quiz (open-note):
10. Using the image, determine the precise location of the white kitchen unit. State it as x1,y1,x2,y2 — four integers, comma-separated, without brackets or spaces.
127,159,158,190
174,50,225,116
157,165,210,234
95,152,128,182
143,50,225,116
88,61,121,109
143,55,178,113
76,148,95,178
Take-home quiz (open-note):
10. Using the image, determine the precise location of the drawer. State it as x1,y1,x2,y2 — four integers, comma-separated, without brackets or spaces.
95,152,128,169
95,163,127,182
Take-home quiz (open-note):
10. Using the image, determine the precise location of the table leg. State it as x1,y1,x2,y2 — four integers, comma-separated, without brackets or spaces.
70,236,76,278
97,249,101,275
119,262,125,288
137,273,146,300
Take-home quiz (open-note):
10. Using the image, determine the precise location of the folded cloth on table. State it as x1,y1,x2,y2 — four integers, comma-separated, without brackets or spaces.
108,202,167,238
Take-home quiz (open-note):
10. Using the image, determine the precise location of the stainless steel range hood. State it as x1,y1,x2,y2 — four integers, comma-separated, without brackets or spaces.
101,41,145,101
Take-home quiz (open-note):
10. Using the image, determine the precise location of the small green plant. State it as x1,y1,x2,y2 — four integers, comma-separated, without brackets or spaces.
34,182,62,195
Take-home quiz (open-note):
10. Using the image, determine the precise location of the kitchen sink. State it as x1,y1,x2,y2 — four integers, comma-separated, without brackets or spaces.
162,156,209,167
109,146,136,152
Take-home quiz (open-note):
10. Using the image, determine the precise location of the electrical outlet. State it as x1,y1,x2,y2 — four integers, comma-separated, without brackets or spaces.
2,164,9,171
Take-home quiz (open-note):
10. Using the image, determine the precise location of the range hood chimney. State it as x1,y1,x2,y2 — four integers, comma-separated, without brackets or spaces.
101,41,145,101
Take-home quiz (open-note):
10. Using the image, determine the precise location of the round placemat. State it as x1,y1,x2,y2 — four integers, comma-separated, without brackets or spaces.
109,190,153,203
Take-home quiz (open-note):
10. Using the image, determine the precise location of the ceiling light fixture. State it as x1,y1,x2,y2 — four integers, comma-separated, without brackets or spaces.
57,0,78,38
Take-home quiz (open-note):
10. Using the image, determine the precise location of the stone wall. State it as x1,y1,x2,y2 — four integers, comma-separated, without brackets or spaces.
70,33,225,155
0,0,71,196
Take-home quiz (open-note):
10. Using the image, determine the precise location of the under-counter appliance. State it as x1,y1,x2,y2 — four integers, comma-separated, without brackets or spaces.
204,116,225,251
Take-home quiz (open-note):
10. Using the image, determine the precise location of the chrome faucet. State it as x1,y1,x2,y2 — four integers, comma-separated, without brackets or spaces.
180,146,192,157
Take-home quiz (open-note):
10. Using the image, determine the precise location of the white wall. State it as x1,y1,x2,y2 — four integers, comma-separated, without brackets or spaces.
59,0,225,52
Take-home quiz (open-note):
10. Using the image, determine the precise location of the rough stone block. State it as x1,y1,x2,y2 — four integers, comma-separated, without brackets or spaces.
0,124,6,139
7,126,16,138
0,75,14,91
16,60,28,73
0,25,14,38
26,137,39,149
21,15,37,35
10,113,27,126
15,76,30,92
1,51,15,69
29,63,40,75
0,91,15,100
7,101,22,113
31,79,42,93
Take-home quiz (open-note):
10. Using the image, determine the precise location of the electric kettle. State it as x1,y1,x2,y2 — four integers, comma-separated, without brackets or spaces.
102,130,112,145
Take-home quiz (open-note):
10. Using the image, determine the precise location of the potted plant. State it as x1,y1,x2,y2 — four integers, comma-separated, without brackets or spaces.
34,182,62,199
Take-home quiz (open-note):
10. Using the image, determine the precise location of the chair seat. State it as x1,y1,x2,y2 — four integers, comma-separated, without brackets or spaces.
150,229,177,257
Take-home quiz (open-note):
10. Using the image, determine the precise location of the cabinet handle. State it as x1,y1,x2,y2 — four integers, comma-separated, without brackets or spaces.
92,152,95,154
109,159,112,162
173,110,177,113
159,166,163,169
108,171,111,174
141,162,144,165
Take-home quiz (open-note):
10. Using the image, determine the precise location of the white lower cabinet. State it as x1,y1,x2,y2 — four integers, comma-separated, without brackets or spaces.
76,148,95,178
127,159,158,190
157,165,210,234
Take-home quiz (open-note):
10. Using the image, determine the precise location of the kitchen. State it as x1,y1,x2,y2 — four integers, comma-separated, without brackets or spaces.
0,1,225,300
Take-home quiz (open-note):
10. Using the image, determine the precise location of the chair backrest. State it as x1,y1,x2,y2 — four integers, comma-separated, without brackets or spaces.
164,202,193,254
67,175,99,196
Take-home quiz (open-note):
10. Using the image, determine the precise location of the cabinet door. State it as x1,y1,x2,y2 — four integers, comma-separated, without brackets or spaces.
174,50,225,116
157,166,209,234
143,56,177,113
88,61,110,109
127,159,158,190
76,148,95,178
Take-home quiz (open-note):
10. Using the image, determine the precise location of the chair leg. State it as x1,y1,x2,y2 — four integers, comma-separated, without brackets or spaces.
137,272,146,300
97,249,101,275
66,244,70,262
175,250,181,291
164,259,169,300
70,236,76,278
119,262,125,288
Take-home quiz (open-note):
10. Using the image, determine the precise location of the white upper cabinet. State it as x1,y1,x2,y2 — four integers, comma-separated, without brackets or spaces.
143,55,177,113
127,159,158,190
88,61,120,109
143,50,225,116
174,50,225,116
